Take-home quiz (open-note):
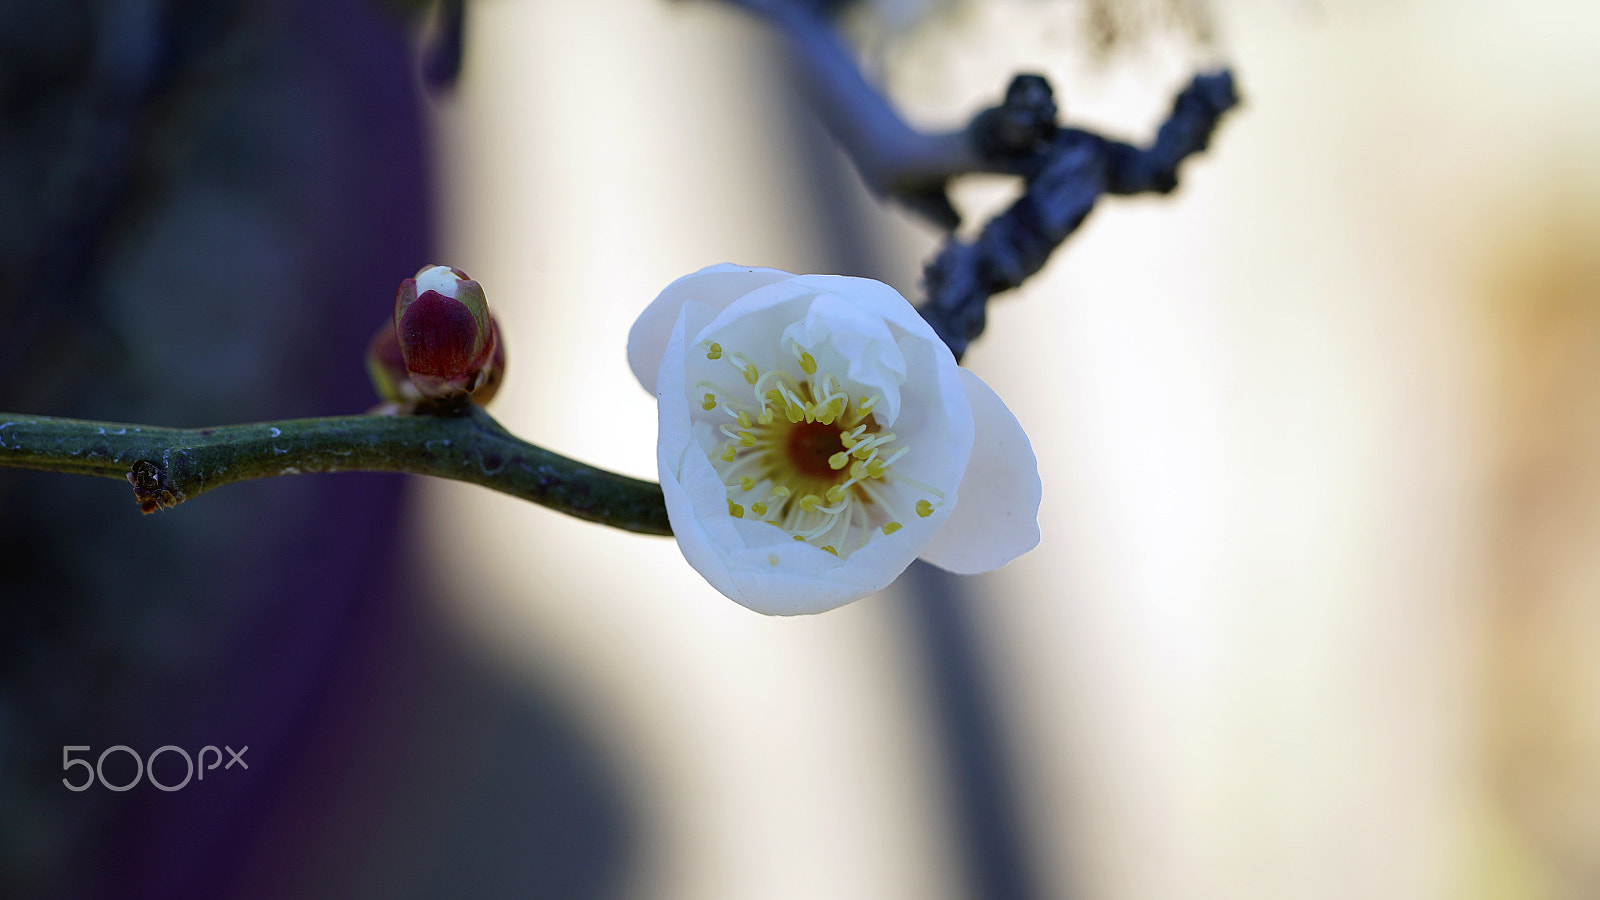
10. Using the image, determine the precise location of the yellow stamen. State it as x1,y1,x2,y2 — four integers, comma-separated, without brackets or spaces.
698,339,940,562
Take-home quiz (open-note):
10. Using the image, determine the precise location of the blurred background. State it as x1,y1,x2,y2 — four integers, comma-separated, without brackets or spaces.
4,0,1600,897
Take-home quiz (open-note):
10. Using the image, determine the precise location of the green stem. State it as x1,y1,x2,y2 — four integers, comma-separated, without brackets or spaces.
0,406,671,535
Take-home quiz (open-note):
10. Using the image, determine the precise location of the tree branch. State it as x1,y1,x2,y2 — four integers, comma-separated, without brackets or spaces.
714,0,1239,328
715,0,1043,229
0,405,671,534
923,70,1239,360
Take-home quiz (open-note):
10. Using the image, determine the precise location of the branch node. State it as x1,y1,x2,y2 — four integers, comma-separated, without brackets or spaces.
971,74,1059,162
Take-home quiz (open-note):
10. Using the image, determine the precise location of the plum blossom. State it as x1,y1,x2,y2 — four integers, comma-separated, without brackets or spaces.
628,264,1040,615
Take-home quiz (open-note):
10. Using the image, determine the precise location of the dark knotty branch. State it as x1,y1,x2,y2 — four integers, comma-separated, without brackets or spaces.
924,70,1239,359
0,405,670,534
712,0,1238,359
715,0,1234,231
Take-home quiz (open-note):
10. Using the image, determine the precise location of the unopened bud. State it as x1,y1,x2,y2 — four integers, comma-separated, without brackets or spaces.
393,265,497,401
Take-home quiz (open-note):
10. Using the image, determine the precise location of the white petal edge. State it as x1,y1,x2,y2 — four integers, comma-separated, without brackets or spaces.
627,264,794,394
789,274,946,348
658,446,743,603
654,299,746,603
917,368,1041,574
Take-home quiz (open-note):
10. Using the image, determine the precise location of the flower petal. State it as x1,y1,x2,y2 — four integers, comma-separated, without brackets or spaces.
628,264,793,394
724,555,896,616
917,368,1041,574
658,451,741,599
713,514,933,615
789,274,946,347
654,301,748,601
883,332,973,498
781,291,907,423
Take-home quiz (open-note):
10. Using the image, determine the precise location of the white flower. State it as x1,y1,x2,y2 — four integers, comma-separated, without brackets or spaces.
628,264,1040,615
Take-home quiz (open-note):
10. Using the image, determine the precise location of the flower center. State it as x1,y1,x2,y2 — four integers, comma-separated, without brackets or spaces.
785,421,845,479
695,338,944,559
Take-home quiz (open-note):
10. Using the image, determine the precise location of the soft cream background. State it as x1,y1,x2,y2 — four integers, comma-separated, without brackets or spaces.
422,1,1600,898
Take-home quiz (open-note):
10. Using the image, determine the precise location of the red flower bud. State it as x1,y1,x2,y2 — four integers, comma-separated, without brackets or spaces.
392,265,497,401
